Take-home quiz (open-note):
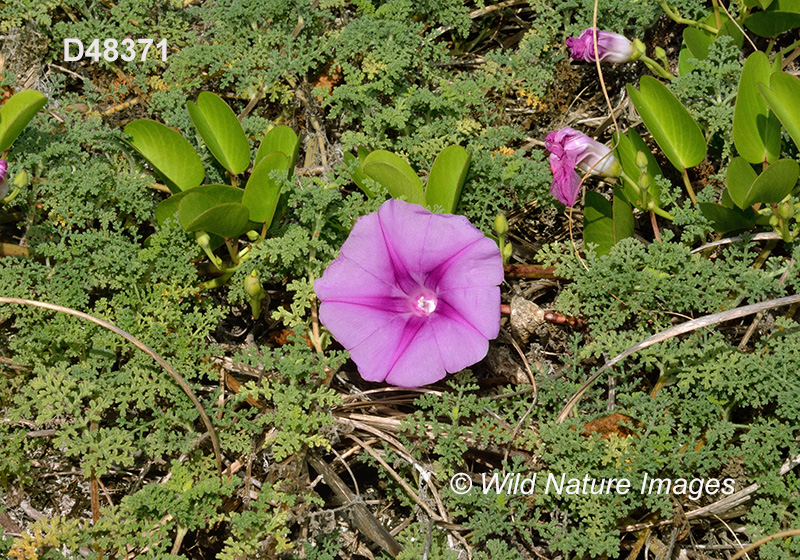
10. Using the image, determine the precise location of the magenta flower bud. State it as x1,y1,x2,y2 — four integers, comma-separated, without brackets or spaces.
0,160,8,199
566,28,638,64
545,126,620,207
314,199,503,387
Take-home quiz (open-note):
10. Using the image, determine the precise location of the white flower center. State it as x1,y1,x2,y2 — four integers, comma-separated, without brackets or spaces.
411,291,437,316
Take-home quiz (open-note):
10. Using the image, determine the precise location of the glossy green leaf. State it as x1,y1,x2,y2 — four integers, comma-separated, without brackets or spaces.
743,159,799,207
158,183,243,224
745,0,800,36
242,152,289,224
614,130,663,209
678,27,713,75
583,187,634,256
759,72,800,152
179,185,250,237
734,52,781,164
125,120,205,193
425,145,470,213
362,150,425,205
0,90,47,153
627,76,707,172
254,125,299,170
699,202,756,233
156,191,189,225
187,92,250,175
678,14,742,75
726,157,759,209
744,0,774,9
182,202,250,238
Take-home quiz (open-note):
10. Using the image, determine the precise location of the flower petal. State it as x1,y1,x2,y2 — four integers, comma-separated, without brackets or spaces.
314,253,405,301
438,286,501,340
430,236,504,291
383,313,490,387
549,155,582,207
377,199,487,283
318,301,408,379
566,28,632,64
351,315,427,384
336,210,409,289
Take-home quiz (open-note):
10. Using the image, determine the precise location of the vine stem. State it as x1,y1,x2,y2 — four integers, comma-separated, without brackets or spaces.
0,297,223,477
658,0,719,33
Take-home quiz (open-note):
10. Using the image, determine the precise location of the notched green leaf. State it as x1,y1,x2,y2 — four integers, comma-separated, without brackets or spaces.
425,145,470,214
125,120,205,193
627,76,706,172
187,92,251,175
0,90,48,153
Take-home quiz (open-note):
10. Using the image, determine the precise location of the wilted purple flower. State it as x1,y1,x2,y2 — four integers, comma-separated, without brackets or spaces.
566,28,638,64
545,126,620,207
314,199,503,387
0,160,8,199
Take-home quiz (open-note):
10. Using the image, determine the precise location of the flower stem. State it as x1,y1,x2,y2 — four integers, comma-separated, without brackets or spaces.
640,55,674,80
681,169,698,205
650,210,662,241
618,171,675,220
651,205,675,221
658,0,719,33
711,0,722,31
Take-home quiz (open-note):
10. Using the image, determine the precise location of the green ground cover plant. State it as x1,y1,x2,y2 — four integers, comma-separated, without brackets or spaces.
1,0,800,558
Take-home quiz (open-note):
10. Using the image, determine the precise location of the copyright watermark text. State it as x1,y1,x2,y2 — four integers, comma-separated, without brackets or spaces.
450,472,735,501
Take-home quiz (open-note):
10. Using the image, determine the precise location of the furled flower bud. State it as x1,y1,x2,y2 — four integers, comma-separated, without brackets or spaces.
635,150,649,172
0,160,8,199
545,126,620,207
14,170,29,188
493,213,508,236
566,28,641,64
244,270,266,319
195,230,212,248
778,201,795,220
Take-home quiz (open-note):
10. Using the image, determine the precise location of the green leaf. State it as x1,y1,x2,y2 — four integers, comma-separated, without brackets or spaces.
425,145,470,214
362,150,425,205
699,202,756,233
726,158,800,209
125,120,205,193
726,157,760,209
242,152,289,224
187,92,250,175
759,72,800,152
745,0,800,37
158,184,244,225
744,0,774,9
743,159,799,207
614,130,663,209
182,202,251,238
254,125,299,170
178,185,250,237
583,187,634,256
0,90,47,153
678,14,742,75
627,76,707,172
678,27,713,75
734,51,781,164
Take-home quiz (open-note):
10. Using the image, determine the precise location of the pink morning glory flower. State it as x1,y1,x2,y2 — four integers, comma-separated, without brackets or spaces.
0,160,8,199
314,199,503,387
545,126,620,207
566,28,639,64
